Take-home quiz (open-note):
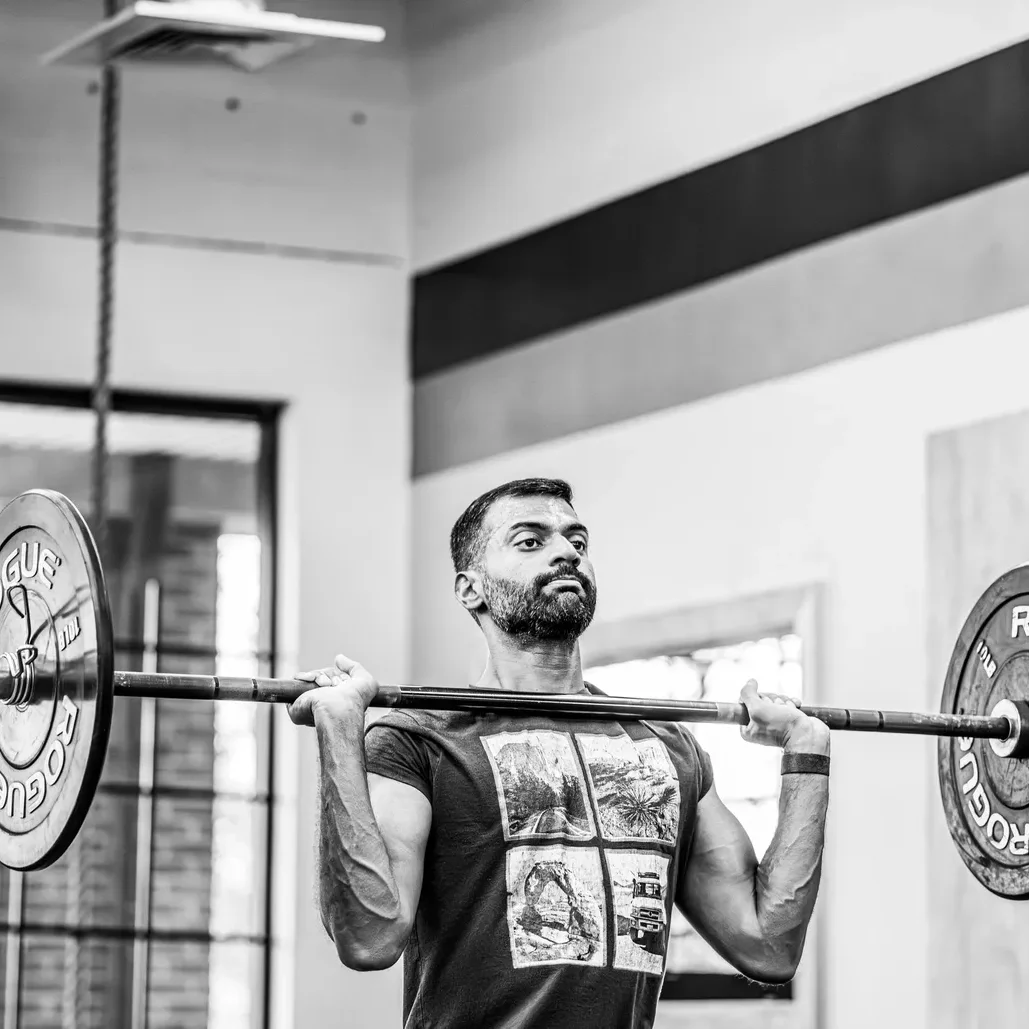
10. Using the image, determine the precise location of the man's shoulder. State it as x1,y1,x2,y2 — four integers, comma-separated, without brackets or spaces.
644,717,706,754
365,707,464,739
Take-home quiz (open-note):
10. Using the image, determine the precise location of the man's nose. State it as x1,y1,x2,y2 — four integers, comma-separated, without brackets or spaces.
550,537,581,566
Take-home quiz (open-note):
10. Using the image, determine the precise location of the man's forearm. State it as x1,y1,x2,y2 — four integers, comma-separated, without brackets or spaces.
316,711,406,968
753,729,830,971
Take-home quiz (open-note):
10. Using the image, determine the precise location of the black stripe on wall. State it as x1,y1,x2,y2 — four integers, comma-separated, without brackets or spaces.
412,37,1029,379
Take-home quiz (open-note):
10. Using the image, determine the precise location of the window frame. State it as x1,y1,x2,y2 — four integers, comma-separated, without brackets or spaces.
0,379,283,1029
581,584,823,1028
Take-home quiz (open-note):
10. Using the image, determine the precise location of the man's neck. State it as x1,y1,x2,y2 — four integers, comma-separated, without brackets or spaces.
474,634,586,694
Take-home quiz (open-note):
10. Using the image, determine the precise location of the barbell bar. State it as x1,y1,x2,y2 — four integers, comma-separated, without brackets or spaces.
67,673,1029,745
0,489,1025,901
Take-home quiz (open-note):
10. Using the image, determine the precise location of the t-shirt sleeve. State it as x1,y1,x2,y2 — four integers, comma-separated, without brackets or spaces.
695,739,714,800
677,726,714,800
364,718,437,803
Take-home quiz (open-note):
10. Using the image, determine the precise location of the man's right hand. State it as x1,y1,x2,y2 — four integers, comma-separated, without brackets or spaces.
288,653,380,726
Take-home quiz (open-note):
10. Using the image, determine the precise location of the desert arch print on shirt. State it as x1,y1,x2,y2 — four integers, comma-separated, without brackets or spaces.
502,845,674,973
505,845,608,968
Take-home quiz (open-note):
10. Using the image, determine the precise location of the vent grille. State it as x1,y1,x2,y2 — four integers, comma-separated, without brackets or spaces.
39,2,385,73
119,27,269,57
111,26,294,69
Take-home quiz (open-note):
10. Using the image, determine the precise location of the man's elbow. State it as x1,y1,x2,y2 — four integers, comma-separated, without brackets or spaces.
337,940,405,972
734,938,803,986
325,920,411,972
742,957,798,986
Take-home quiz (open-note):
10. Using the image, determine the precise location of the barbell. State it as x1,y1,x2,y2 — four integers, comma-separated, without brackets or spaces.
0,490,1026,900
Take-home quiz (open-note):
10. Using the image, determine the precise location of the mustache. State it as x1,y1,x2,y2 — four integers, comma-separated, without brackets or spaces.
535,567,592,590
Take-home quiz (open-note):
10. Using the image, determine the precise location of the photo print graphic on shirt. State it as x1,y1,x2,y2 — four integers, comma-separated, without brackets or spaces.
606,850,671,975
505,846,607,969
481,730,596,841
576,733,680,843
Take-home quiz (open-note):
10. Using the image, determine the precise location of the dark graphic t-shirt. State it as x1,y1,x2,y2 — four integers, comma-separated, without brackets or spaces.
363,686,714,1029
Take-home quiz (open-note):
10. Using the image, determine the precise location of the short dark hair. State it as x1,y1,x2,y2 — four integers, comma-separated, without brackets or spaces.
450,477,574,573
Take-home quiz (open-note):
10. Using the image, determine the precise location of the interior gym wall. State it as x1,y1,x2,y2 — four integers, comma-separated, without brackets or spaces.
408,3,1029,1028
410,0,1029,476
411,307,1029,1029
1,3,409,1028
411,0,1029,272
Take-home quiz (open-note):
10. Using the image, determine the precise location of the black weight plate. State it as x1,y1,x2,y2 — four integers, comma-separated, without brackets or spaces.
939,564,1029,898
0,491,113,871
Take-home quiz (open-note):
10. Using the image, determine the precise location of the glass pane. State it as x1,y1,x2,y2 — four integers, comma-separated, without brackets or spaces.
152,525,268,793
153,700,270,797
214,533,268,796
209,942,263,1029
0,867,11,924
216,533,262,667
151,796,267,936
0,931,8,1018
103,681,143,787
23,790,139,929
20,933,132,1029
0,878,13,1020
0,405,95,512
152,523,221,653
586,631,804,979
156,693,217,791
586,654,704,702
210,799,267,938
666,906,734,974
725,796,779,858
148,941,263,1029
154,696,270,796
214,703,269,796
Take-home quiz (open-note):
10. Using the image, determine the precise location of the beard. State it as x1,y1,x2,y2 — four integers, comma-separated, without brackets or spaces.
481,565,597,641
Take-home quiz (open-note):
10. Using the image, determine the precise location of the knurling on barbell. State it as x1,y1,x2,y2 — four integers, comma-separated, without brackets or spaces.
0,489,1026,894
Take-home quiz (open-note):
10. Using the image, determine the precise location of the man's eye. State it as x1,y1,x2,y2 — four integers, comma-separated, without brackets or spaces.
572,539,587,552
515,537,540,549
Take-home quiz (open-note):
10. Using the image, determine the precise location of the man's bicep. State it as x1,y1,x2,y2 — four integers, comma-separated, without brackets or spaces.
368,773,432,924
677,785,762,965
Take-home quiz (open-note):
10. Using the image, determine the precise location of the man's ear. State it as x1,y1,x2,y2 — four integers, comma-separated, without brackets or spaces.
454,570,485,613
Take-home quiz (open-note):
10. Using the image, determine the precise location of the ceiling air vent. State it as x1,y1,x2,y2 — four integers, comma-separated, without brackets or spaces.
40,0,385,73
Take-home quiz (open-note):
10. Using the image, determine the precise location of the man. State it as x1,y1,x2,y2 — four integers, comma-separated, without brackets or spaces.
289,477,830,1028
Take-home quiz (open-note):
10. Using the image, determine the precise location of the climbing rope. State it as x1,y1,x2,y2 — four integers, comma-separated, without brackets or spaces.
92,0,121,564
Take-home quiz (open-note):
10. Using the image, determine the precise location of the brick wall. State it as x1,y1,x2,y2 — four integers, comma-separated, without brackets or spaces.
13,518,221,1028
149,522,221,1029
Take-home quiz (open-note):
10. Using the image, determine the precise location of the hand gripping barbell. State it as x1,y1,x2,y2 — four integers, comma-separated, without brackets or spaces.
0,490,1025,899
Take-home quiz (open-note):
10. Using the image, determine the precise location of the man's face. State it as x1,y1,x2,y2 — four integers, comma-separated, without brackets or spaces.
475,494,597,641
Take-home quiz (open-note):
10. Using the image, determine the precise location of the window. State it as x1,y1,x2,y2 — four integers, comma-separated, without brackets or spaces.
0,387,280,1029
582,587,819,1014
586,633,802,1000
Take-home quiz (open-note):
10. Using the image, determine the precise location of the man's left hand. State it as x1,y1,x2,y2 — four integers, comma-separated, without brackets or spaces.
739,679,830,753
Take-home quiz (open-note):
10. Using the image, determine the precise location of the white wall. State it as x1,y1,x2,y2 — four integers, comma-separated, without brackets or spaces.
409,14,1029,1019
410,305,1029,1029
2,2,409,1026
411,0,1029,269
